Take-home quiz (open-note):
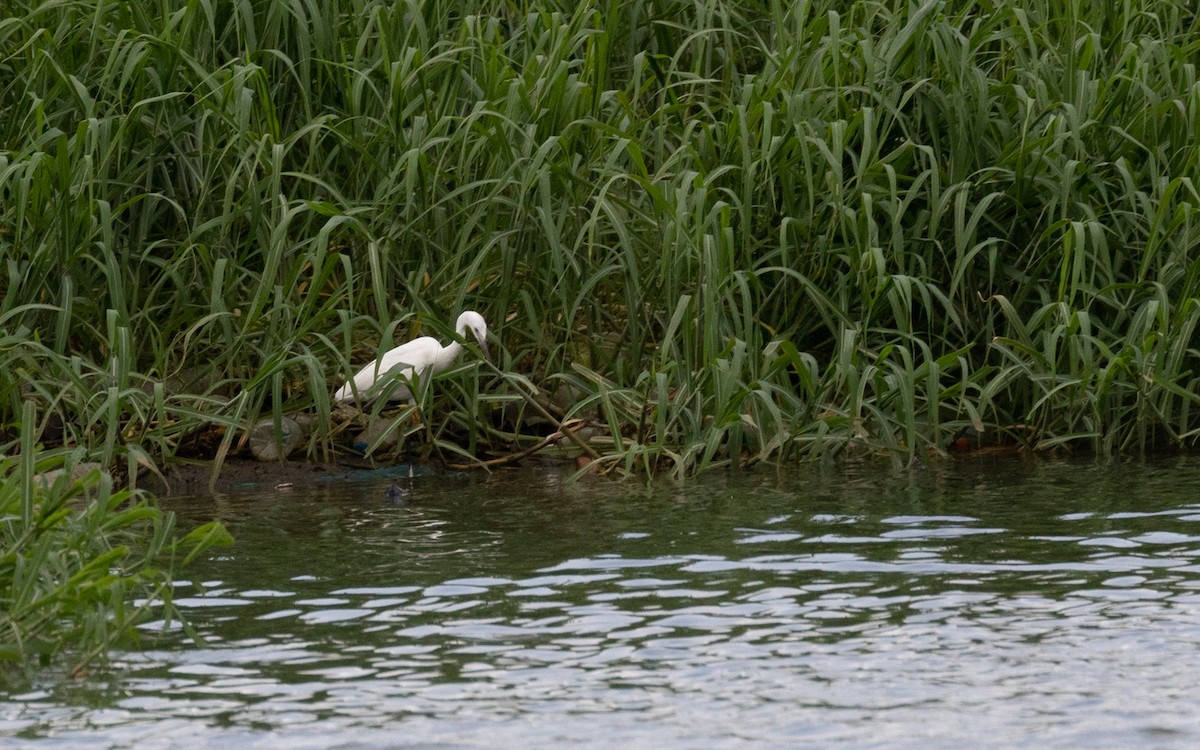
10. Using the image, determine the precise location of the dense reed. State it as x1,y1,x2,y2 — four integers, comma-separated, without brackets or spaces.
2,0,1200,476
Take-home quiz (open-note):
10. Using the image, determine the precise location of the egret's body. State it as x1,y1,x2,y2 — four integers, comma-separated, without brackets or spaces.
334,311,489,405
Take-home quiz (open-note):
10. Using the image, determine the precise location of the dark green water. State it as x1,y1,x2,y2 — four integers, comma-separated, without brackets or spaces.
5,455,1200,748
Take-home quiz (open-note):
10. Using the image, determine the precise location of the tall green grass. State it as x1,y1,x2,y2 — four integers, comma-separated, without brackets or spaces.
2,0,1200,476
1,404,232,675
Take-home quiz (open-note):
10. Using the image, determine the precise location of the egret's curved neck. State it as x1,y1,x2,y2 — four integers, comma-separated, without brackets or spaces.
433,339,463,372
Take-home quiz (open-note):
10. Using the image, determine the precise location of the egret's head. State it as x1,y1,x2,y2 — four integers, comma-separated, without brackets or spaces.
455,310,491,361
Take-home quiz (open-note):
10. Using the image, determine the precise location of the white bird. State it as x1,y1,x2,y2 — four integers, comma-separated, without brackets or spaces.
334,311,490,405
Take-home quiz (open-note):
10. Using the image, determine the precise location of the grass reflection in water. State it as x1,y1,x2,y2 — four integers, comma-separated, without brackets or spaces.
7,456,1200,748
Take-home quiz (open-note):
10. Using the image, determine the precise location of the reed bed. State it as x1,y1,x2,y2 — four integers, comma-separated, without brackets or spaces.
2,0,1200,477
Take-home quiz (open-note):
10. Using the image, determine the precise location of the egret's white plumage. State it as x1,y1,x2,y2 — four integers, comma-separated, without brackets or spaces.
334,311,490,404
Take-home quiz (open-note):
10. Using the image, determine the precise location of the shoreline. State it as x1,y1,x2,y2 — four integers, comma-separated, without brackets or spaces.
135,457,437,497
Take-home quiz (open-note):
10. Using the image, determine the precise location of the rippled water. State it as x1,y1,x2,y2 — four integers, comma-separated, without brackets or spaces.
5,455,1200,748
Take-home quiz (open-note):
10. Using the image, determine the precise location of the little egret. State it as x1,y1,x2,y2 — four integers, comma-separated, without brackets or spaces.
334,311,490,405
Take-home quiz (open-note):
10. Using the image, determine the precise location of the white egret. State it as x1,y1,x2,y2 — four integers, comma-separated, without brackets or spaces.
334,311,490,405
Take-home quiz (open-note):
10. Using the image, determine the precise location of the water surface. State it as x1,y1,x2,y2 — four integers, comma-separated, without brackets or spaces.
5,455,1200,748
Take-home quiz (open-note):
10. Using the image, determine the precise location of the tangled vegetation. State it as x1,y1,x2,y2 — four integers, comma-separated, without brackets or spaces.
2,0,1200,478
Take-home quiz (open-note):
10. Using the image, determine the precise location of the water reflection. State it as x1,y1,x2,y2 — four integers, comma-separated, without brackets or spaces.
5,455,1200,747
